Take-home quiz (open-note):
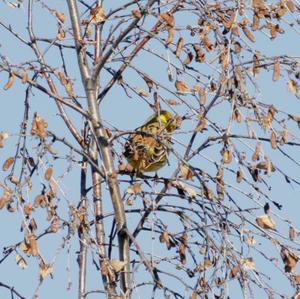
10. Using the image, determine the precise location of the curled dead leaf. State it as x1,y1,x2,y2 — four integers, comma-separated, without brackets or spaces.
270,131,277,149
90,5,106,24
3,72,14,90
39,262,53,280
288,79,298,95
176,37,184,57
31,112,48,139
2,157,14,171
55,11,66,23
289,226,295,241
256,214,275,230
175,80,190,93
44,167,53,181
15,254,27,269
179,164,194,180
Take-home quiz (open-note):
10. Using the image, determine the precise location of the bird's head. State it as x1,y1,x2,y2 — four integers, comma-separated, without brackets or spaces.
144,110,176,133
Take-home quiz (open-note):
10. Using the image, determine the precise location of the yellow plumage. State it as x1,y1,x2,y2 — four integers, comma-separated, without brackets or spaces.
124,110,176,172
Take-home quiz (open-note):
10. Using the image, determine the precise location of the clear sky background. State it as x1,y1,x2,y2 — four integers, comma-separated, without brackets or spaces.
1,1,300,298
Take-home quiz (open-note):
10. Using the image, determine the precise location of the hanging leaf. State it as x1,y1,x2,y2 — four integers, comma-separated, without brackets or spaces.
272,60,280,81
31,112,48,139
159,13,174,27
234,41,241,54
126,183,141,194
166,27,174,46
15,254,27,269
50,217,59,233
2,157,14,171
55,11,66,23
182,51,193,65
24,203,31,216
222,148,232,164
287,0,295,12
137,88,148,97
280,248,298,273
256,214,275,230
242,26,256,43
236,168,244,183
143,75,154,92
252,53,260,77
288,79,298,95
39,262,53,280
175,80,190,93
195,115,206,132
198,88,206,105
21,71,29,84
270,131,277,149
175,37,184,57
131,9,142,18
179,164,194,180
193,45,205,62
289,226,295,241
3,72,14,90
252,13,260,30
89,5,106,24
44,167,53,181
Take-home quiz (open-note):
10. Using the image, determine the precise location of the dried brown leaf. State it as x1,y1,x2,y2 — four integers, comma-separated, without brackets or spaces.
288,79,298,95
39,262,53,280
175,80,190,93
230,265,240,278
166,27,174,46
24,203,31,216
234,41,241,54
222,149,232,164
3,72,14,90
175,37,184,57
179,164,194,180
159,13,174,27
131,9,142,18
256,214,275,230
50,217,59,233
270,131,277,149
21,71,29,84
2,157,14,171
242,26,256,43
182,51,193,65
252,143,261,161
15,254,27,269
193,45,205,62
236,168,244,183
273,60,280,81
195,116,206,132
28,234,39,256
44,167,53,181
143,76,154,92
287,0,295,12
31,112,48,139
126,183,141,195
55,11,66,23
252,13,260,30
280,128,289,145
90,5,106,24
289,226,295,241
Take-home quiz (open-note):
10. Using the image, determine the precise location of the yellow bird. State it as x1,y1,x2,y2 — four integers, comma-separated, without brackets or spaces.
124,110,176,172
